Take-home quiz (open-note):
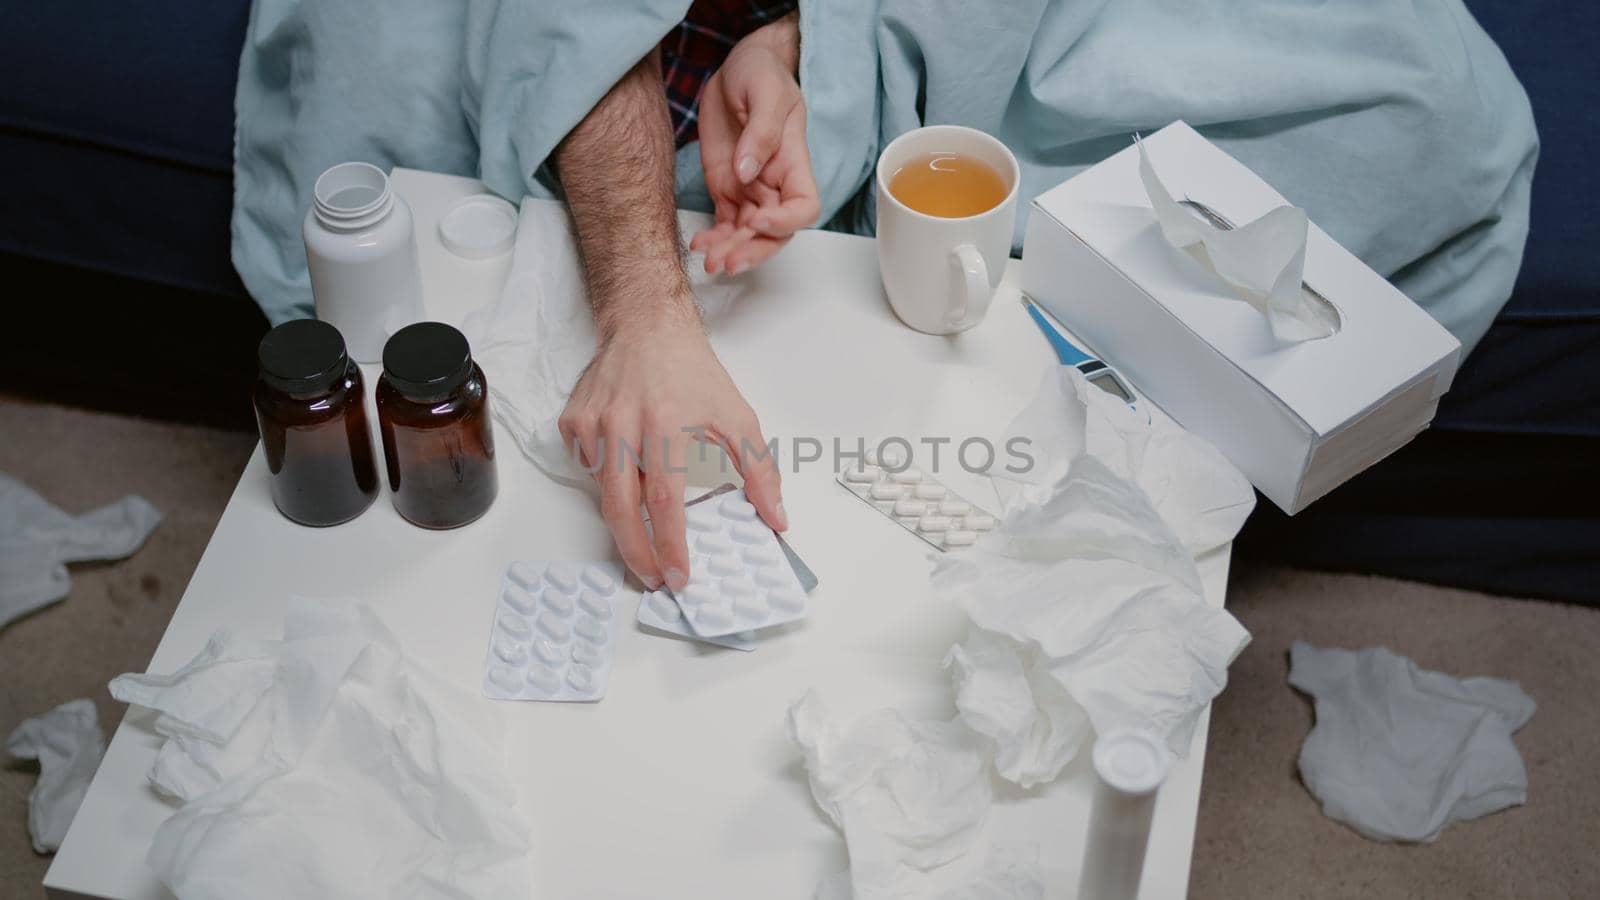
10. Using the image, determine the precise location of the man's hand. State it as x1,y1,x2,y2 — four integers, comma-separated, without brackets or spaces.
554,49,784,592
691,11,818,275
559,306,785,592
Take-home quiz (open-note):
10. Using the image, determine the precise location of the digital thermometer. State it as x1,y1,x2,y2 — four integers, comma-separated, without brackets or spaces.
1022,295,1143,415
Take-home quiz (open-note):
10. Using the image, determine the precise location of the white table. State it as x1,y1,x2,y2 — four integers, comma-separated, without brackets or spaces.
47,169,1229,900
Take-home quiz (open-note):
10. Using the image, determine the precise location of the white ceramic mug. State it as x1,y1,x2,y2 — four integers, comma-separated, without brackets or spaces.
875,125,1019,334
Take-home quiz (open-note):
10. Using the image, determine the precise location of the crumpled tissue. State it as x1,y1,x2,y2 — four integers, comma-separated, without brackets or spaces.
461,200,744,487
108,599,530,900
1139,138,1340,343
788,692,1043,900
943,629,1088,790
1289,640,1537,843
933,368,1254,786
5,698,106,853
0,471,161,630
790,366,1254,891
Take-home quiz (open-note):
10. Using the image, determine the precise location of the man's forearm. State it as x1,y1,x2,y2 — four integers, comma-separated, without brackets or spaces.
555,49,695,343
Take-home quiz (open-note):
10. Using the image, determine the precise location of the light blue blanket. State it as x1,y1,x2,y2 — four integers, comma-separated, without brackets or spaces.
233,0,1536,353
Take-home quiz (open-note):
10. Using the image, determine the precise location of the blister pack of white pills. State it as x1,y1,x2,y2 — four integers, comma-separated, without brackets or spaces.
483,560,623,702
637,590,760,651
671,489,808,637
836,448,999,550
637,484,819,651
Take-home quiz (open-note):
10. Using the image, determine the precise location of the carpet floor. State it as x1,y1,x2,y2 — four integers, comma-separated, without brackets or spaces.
1,400,1594,899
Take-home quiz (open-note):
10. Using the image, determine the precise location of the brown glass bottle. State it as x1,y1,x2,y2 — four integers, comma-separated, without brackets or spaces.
377,322,497,529
253,319,380,526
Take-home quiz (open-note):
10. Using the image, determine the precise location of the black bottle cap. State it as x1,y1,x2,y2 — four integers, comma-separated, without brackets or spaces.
258,319,349,396
382,322,474,400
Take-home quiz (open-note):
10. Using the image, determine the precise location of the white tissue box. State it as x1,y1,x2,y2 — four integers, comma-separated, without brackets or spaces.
1020,121,1461,514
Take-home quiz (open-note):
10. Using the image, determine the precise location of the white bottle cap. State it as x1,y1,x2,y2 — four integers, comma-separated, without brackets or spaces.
1092,729,1170,795
438,194,517,259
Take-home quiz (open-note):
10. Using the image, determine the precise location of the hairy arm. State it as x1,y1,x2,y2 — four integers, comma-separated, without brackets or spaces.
555,49,697,340
553,49,785,593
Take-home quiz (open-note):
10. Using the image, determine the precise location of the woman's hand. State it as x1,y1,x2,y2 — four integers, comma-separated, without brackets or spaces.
691,12,819,275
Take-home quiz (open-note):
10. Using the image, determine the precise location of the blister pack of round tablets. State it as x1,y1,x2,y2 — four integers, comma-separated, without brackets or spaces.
671,490,808,637
482,560,623,702
836,450,998,550
636,590,758,651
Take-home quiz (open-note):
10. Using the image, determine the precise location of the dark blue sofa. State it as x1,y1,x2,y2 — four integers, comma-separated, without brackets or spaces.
1235,1,1600,602
0,2,1594,599
0,2,248,299
0,1,260,427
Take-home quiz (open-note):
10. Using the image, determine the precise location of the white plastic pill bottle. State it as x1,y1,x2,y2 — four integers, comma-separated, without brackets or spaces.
302,162,425,363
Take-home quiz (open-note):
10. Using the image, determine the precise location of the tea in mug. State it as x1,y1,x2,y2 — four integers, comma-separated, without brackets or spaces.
888,151,1009,218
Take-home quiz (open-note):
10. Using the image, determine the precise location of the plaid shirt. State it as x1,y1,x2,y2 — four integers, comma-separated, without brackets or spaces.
660,0,798,147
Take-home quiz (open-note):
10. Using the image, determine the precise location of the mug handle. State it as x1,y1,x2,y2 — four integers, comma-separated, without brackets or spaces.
947,243,991,328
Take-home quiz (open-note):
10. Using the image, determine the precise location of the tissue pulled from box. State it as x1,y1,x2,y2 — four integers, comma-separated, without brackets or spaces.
108,599,531,900
1138,139,1338,343
934,368,1254,785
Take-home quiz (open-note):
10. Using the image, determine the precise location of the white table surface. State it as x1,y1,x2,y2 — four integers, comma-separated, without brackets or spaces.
47,168,1228,900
